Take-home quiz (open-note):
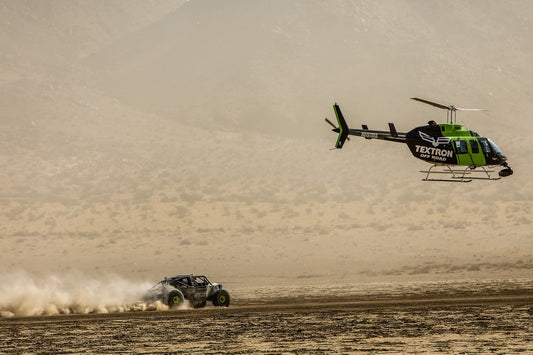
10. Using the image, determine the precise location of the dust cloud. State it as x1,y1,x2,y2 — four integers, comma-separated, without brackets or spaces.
0,271,165,318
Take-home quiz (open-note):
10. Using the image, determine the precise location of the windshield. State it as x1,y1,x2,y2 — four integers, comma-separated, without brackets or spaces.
487,139,502,154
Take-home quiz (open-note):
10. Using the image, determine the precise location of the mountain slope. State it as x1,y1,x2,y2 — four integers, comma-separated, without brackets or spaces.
1,0,532,282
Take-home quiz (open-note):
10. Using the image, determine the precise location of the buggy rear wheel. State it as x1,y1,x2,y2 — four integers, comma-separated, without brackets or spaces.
167,289,184,308
212,289,230,307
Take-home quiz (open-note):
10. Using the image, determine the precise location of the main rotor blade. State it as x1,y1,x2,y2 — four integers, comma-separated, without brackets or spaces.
325,117,337,128
411,97,451,110
455,108,487,111
412,98,487,112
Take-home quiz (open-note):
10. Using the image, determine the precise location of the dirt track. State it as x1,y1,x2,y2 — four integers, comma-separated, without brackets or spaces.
2,294,532,354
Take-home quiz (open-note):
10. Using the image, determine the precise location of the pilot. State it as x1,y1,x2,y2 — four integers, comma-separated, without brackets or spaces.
427,120,437,126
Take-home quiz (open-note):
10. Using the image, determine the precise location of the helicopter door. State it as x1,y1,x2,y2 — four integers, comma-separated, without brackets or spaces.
453,139,473,165
468,139,485,166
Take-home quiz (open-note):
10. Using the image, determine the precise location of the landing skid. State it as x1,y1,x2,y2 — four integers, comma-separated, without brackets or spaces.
420,165,501,182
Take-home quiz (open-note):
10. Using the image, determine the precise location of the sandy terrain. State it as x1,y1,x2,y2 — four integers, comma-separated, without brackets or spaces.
1,280,532,354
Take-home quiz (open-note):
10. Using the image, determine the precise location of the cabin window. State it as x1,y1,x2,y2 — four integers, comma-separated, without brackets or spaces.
470,140,480,154
454,140,468,154
479,138,491,154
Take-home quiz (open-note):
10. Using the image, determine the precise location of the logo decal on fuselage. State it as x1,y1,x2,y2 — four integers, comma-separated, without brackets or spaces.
415,145,454,162
419,131,451,147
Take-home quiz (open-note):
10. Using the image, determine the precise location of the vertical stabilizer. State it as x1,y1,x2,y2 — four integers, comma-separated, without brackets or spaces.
333,103,349,149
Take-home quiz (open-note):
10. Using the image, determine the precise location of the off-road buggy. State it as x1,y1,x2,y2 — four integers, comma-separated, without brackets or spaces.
143,274,230,308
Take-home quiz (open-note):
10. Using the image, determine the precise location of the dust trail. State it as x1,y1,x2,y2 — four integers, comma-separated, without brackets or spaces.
0,271,170,317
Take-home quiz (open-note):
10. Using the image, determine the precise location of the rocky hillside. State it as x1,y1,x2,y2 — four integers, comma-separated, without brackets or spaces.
1,0,531,282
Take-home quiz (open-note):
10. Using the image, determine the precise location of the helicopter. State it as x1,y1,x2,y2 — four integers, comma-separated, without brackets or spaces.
325,98,513,182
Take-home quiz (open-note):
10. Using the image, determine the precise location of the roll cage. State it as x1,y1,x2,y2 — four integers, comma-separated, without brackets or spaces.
163,274,213,288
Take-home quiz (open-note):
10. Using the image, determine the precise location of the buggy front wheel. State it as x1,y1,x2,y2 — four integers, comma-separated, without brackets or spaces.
212,289,230,307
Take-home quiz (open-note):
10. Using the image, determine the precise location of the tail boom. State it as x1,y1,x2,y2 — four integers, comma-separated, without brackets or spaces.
328,103,407,148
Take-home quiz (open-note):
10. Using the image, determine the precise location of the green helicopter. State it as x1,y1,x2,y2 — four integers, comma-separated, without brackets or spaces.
325,98,513,182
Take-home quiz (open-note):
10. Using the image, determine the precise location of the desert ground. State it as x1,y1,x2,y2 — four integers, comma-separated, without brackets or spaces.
1,1,533,353
1,280,532,354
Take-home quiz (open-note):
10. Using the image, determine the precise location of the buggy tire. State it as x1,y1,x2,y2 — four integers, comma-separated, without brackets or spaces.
167,289,184,308
212,289,230,307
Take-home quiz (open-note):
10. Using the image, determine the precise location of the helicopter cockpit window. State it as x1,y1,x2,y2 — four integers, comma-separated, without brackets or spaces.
479,139,491,154
454,140,468,154
469,140,480,154
487,139,502,154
